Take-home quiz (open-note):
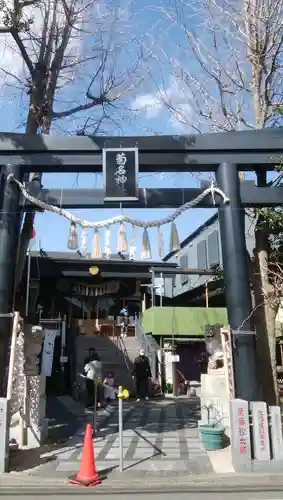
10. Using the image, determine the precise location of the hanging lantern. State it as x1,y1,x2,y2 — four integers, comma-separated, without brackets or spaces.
89,266,99,276
67,222,78,250
141,228,152,259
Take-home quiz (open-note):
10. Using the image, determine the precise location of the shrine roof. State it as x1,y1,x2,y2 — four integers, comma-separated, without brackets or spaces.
25,251,176,279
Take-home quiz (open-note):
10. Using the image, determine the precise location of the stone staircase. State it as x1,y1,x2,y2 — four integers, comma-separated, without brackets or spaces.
76,335,142,396
120,336,143,363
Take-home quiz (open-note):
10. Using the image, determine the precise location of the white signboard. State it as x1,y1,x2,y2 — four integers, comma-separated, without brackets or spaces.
250,401,270,461
269,406,283,460
41,329,57,377
164,352,173,384
168,354,180,363
230,399,252,471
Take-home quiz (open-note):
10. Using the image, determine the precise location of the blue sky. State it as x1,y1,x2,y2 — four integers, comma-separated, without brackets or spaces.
0,0,220,260
0,0,268,260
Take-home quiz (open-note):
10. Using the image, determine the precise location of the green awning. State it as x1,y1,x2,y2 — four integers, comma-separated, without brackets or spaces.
142,306,228,336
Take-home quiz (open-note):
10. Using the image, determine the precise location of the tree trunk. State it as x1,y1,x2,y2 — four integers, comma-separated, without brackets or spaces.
252,268,278,405
252,170,279,404
15,101,51,292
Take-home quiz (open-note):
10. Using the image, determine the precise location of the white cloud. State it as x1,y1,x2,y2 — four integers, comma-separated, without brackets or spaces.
132,93,163,117
132,75,192,130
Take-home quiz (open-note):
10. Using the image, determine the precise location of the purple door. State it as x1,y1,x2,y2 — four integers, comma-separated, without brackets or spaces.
176,342,206,382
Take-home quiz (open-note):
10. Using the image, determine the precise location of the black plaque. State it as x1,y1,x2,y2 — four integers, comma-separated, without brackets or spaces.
103,148,139,201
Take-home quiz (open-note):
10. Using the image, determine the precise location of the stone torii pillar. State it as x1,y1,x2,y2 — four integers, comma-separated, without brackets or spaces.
216,162,260,401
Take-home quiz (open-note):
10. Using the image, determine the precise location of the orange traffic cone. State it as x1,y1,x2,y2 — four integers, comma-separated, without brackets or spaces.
69,424,103,486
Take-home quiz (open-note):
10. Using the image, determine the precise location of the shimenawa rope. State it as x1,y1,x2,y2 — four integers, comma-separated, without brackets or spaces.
7,174,229,229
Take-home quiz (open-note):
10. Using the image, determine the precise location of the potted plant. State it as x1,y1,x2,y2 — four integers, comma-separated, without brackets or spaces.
199,403,226,450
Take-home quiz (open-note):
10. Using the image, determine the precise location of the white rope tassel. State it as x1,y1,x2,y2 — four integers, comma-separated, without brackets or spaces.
104,227,111,259
141,228,152,259
8,174,230,230
80,230,88,257
157,226,164,259
91,229,102,258
129,225,137,260
67,222,78,250
169,222,180,252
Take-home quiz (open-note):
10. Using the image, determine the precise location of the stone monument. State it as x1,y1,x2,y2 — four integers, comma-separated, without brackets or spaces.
9,324,48,448
200,324,231,433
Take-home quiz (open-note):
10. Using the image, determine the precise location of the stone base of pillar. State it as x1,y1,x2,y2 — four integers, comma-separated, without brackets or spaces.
0,398,9,473
200,371,231,436
9,375,48,449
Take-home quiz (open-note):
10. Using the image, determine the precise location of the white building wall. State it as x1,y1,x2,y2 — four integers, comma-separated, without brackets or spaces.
163,213,256,298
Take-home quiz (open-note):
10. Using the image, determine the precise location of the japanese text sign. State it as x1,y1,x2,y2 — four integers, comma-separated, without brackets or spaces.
103,148,139,201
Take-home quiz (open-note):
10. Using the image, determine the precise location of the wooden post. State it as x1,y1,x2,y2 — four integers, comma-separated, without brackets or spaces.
7,312,20,400
205,283,209,308
142,292,146,313
280,342,283,367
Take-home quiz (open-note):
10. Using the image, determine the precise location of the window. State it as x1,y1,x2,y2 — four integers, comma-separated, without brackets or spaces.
197,240,207,269
207,230,220,268
180,254,188,285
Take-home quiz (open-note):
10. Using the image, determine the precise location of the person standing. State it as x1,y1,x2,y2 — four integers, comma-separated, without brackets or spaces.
84,348,100,409
120,306,129,338
132,348,152,401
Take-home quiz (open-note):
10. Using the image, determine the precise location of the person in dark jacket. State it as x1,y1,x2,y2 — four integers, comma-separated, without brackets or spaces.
84,348,100,408
132,348,152,401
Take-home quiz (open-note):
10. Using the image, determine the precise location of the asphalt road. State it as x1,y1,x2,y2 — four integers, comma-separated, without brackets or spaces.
1,491,283,499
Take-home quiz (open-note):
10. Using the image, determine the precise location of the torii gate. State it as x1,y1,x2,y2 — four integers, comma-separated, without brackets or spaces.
1,127,283,402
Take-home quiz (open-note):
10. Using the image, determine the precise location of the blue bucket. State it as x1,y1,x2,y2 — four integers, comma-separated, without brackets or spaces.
199,424,225,450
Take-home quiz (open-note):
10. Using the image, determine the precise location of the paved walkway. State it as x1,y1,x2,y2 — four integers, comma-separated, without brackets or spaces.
32,397,213,477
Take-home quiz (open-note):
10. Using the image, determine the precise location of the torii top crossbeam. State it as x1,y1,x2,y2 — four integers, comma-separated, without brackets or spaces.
0,128,282,173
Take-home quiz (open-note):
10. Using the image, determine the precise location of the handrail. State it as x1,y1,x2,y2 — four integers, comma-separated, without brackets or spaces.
135,316,152,353
118,336,131,373
177,368,187,383
135,316,159,380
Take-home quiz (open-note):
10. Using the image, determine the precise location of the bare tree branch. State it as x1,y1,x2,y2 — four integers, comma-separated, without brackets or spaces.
0,0,149,286
134,0,283,403
145,0,283,133
52,95,109,118
11,28,34,74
